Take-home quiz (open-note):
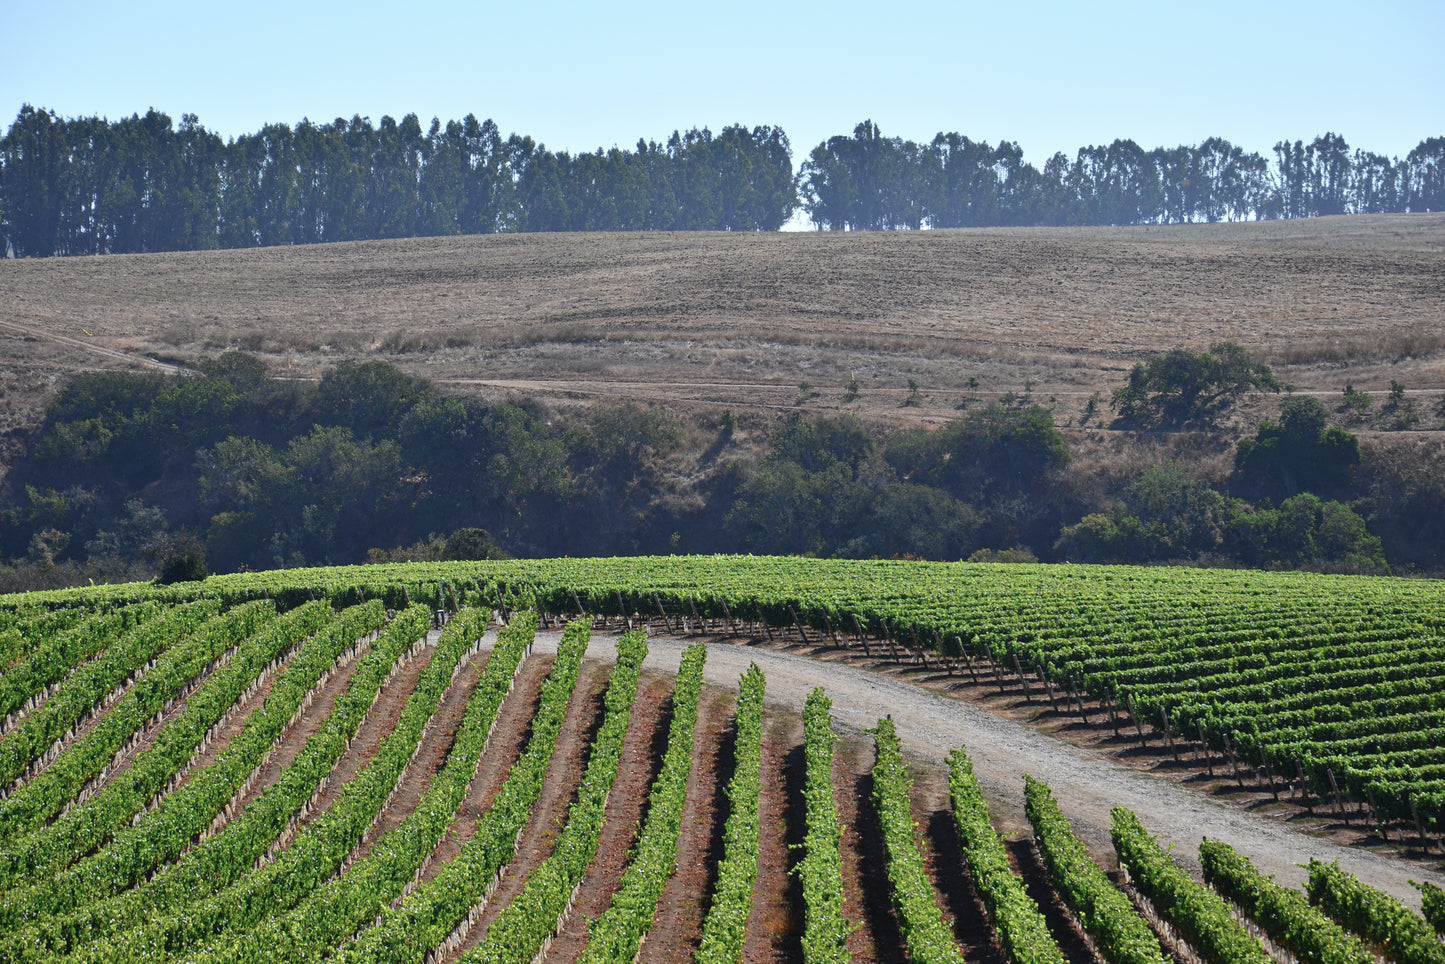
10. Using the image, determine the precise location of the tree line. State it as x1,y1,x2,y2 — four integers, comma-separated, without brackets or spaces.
6,348,1444,593
2,107,1442,256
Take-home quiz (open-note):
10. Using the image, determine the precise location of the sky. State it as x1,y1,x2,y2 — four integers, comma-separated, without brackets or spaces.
3,0,1442,170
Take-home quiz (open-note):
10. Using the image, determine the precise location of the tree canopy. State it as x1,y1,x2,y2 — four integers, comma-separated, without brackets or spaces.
4,108,1443,256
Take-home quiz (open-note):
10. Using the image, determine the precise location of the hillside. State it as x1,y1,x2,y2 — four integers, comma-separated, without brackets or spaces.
3,213,1444,437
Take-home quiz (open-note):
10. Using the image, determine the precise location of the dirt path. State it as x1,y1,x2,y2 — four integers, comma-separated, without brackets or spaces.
525,632,1445,908
347,646,488,863
230,635,434,825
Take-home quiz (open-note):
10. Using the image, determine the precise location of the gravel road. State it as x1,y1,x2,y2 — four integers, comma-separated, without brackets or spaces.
524,629,1445,909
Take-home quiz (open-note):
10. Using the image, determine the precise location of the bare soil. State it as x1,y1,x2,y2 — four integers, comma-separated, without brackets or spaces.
147,633,326,799
231,635,434,821
2,214,1443,443
346,645,489,862
741,707,806,964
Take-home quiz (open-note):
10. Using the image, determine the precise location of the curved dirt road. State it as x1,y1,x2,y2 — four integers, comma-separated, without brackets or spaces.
529,629,1445,909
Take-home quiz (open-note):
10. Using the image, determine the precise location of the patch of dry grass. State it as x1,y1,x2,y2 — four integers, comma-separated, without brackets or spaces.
1,213,1442,433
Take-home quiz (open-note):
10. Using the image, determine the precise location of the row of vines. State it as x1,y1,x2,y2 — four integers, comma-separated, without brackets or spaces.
0,558,1442,962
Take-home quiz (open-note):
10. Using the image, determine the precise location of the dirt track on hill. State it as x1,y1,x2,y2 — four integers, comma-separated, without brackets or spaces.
526,630,1445,910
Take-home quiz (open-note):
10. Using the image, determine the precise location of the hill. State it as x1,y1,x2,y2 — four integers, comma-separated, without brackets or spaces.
2,213,1444,438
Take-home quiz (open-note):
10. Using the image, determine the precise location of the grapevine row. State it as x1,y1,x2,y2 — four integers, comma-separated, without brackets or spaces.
2,605,430,962
0,599,328,892
335,615,585,964
0,600,205,796
870,715,965,964
70,610,532,963
461,628,649,964
948,749,1063,964
1304,860,1445,964
198,607,527,962
1110,807,1273,964
694,662,766,964
1198,839,1371,964
796,688,854,964
1022,776,1166,964
577,641,706,964
0,600,253,841
0,601,410,958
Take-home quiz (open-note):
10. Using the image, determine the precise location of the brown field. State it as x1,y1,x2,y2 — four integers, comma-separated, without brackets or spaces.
2,212,1444,438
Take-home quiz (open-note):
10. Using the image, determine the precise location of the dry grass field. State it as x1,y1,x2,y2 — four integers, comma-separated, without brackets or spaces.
2,212,1443,437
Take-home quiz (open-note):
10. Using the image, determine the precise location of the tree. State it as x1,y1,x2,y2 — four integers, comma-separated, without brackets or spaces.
308,360,430,440
1111,343,1281,428
1054,463,1232,563
1233,395,1360,502
1405,137,1445,211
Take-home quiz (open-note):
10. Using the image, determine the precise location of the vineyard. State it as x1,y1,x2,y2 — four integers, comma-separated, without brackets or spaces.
0,556,1443,962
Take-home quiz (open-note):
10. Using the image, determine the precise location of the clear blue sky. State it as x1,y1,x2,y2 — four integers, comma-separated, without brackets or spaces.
3,0,1441,168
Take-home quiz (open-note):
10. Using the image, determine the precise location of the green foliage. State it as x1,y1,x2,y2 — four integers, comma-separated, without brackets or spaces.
886,402,1070,500
1234,395,1360,502
1306,860,1445,964
440,526,509,560
1024,777,1166,964
1056,463,1385,571
870,717,965,964
1111,808,1273,964
1419,881,1445,936
696,663,766,964
1342,384,1373,415
797,689,855,964
1199,840,1371,964
1111,343,1281,428
949,751,1064,964
1055,463,1231,563
580,644,707,964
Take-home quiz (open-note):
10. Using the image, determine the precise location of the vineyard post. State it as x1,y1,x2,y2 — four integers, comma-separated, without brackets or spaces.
1041,668,1059,713
1012,653,1031,698
1159,707,1178,761
1258,749,1278,800
822,611,837,645
1198,722,1214,776
959,638,979,683
788,606,809,644
651,594,673,635
570,589,586,618
719,597,739,636
1293,761,1310,808
1329,769,1348,822
689,598,704,635
1069,678,1089,723
613,590,631,631
1222,733,1243,785
1367,787,1385,838
982,641,1006,692
851,614,871,657
1107,695,1120,737
881,620,899,662
910,627,928,668
1126,694,1146,743
1410,797,1431,852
